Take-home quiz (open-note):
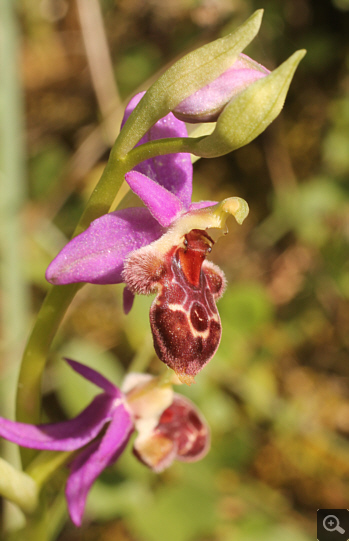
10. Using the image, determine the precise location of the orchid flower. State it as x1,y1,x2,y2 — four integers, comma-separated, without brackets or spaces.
0,360,210,526
46,93,249,384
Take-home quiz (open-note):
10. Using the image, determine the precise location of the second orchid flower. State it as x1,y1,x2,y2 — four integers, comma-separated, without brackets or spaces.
0,360,210,526
46,93,249,384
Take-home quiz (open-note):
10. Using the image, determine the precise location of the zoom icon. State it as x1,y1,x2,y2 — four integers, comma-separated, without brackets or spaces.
317,509,349,540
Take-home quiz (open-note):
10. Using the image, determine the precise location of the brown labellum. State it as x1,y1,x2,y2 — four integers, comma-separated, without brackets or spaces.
123,229,226,384
133,394,210,472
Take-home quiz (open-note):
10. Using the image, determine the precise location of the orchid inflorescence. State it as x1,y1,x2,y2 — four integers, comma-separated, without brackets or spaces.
0,10,305,529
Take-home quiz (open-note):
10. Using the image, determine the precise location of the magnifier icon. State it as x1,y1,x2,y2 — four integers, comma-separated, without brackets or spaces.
323,515,346,534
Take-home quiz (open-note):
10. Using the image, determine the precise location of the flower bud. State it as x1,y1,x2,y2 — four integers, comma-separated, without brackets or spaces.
192,49,306,158
115,10,263,156
173,54,269,123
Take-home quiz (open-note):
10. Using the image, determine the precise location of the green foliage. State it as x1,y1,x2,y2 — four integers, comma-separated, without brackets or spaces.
219,283,274,335
29,143,69,200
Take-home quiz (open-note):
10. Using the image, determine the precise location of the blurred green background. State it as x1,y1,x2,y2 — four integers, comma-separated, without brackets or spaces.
1,0,349,539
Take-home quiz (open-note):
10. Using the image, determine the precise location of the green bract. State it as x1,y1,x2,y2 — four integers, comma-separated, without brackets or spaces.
192,49,306,158
0,457,38,513
114,9,264,157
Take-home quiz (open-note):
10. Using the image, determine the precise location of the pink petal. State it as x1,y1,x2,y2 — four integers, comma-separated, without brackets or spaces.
46,207,164,285
173,53,270,123
125,171,183,227
0,394,114,451
65,403,133,526
122,92,193,208
64,358,120,396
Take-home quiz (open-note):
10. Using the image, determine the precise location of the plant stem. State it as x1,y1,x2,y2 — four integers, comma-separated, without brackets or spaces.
16,285,80,424
125,137,204,170
26,451,72,488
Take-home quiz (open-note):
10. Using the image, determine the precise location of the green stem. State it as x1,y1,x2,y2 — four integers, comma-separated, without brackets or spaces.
26,451,72,488
125,136,205,169
17,285,80,424
46,490,69,541
17,284,80,466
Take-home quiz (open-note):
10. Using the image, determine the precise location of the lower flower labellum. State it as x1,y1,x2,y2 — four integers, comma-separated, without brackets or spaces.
123,198,248,384
133,394,210,472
